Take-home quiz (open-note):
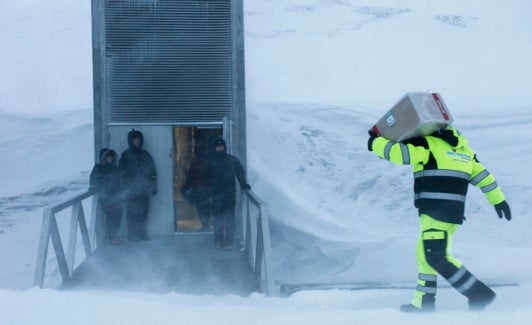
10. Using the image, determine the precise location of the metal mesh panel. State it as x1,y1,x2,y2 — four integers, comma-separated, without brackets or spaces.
105,0,233,123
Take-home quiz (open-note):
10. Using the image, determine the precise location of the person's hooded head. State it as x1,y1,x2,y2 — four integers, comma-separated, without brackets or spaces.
430,126,468,150
99,148,117,165
212,136,227,156
127,129,144,149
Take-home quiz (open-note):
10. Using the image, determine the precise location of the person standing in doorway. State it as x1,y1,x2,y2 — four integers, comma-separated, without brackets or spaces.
90,148,123,245
119,129,157,241
181,143,211,232
203,136,250,249
367,126,511,312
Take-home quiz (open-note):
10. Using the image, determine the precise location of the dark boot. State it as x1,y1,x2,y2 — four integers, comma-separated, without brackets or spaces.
127,220,140,241
400,303,435,313
400,294,435,313
199,217,210,232
446,266,496,311
138,226,151,241
465,281,496,311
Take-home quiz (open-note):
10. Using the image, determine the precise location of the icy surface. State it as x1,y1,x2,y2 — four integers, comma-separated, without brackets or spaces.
1,0,531,323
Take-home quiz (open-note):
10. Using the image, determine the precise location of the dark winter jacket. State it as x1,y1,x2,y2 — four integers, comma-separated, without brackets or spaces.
182,151,210,206
203,137,249,205
90,149,123,204
118,129,157,197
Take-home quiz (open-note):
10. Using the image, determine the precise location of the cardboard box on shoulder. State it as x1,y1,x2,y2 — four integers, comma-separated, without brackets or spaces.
371,92,453,142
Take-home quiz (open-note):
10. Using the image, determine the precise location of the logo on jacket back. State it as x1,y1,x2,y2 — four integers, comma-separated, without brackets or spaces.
446,149,471,163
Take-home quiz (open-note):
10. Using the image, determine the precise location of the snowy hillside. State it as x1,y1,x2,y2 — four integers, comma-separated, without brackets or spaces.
1,0,532,324
244,0,532,111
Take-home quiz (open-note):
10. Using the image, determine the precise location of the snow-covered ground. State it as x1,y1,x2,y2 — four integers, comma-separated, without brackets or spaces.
1,0,531,324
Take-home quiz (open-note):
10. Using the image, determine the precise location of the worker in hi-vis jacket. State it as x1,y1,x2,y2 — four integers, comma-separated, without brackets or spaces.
367,126,511,312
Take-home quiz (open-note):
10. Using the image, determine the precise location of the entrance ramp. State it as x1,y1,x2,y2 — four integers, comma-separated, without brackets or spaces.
35,190,276,295
60,233,259,296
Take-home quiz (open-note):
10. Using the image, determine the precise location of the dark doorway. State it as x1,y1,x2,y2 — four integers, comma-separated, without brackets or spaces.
173,127,222,232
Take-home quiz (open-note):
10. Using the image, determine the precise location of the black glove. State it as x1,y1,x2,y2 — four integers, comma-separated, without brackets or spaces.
494,200,511,221
180,185,191,199
367,130,378,151
241,184,251,191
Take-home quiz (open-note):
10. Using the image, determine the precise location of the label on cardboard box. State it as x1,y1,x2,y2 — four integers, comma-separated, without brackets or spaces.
385,111,395,127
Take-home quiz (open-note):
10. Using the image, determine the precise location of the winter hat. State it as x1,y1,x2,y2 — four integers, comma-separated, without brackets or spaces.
99,148,109,163
99,148,117,164
214,138,225,147
127,129,144,148
212,136,227,154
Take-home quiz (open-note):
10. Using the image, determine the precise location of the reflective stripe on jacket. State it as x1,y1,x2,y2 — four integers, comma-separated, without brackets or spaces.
370,127,505,224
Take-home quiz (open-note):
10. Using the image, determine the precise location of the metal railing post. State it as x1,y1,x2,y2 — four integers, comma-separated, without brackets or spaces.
78,202,93,258
66,202,80,274
259,205,276,296
34,190,98,288
34,208,53,288
244,199,253,264
49,213,70,283
242,190,277,296
89,193,102,251
254,215,264,277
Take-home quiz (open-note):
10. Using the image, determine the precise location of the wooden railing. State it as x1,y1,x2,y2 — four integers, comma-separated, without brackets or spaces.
242,190,277,296
33,190,101,288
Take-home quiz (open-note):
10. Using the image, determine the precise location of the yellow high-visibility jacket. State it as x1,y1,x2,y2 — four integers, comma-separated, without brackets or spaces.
370,127,505,224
